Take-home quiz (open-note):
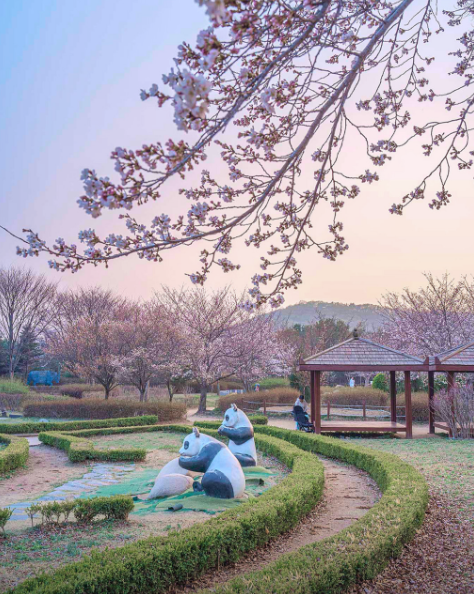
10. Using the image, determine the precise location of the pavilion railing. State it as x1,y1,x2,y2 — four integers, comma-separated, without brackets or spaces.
241,399,406,421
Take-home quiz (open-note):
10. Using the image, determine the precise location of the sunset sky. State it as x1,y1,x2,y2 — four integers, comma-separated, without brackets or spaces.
1,0,472,307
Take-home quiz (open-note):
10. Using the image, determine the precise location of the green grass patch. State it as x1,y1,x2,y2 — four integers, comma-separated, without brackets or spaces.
0,379,29,394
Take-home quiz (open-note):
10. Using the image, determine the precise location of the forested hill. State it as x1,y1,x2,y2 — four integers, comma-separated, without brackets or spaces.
273,301,384,330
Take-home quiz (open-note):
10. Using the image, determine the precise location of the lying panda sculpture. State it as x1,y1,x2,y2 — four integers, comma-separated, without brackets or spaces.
147,427,245,500
218,404,257,467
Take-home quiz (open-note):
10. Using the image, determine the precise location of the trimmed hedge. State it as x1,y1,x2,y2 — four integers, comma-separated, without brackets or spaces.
39,430,147,462
11,427,325,594
196,415,268,430
23,399,186,421
0,415,158,435
0,434,29,475
9,426,428,594
204,426,429,594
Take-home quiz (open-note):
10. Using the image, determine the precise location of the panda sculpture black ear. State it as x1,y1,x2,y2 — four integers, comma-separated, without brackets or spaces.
231,403,238,412
193,427,200,438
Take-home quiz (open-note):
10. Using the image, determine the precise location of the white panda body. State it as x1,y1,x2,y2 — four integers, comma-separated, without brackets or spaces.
218,406,257,467
179,429,245,498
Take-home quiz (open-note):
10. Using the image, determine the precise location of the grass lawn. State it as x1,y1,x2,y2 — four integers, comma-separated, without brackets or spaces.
348,435,474,594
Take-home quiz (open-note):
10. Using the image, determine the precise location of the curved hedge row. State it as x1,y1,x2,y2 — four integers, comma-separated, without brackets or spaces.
201,426,429,594
0,415,158,435
196,415,268,430
0,434,29,475
11,426,325,594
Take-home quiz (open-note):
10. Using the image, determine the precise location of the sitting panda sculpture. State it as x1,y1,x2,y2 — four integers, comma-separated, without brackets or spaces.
147,427,245,500
218,404,257,467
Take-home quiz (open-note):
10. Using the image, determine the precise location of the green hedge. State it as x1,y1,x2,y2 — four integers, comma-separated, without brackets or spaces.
195,415,268,430
0,415,158,435
0,434,29,475
203,426,429,594
39,430,147,462
11,427,325,594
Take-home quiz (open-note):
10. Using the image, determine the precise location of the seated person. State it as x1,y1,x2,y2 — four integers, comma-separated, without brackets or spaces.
293,394,308,428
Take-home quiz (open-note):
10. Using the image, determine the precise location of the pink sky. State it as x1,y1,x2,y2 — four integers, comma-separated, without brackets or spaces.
1,1,472,306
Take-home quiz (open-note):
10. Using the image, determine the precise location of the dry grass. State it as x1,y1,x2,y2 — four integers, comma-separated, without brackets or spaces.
218,387,299,411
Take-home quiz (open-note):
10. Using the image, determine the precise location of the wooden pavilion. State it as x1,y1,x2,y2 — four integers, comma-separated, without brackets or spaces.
298,330,429,438
428,341,474,435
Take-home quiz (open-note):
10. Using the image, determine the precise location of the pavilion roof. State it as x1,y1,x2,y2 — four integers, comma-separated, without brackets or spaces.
300,331,426,370
432,341,474,367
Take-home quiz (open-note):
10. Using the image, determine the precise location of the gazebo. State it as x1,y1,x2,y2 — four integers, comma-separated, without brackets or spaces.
428,341,474,435
298,330,429,438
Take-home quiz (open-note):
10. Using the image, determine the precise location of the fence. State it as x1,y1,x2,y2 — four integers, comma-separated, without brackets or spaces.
240,399,406,421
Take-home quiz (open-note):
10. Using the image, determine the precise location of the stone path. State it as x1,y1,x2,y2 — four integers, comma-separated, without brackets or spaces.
6,462,135,520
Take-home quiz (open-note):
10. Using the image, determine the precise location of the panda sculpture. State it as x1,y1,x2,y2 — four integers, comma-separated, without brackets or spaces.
179,427,245,499
147,427,245,500
218,404,257,467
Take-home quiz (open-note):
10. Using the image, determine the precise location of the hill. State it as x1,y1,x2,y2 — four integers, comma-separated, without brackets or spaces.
273,301,384,330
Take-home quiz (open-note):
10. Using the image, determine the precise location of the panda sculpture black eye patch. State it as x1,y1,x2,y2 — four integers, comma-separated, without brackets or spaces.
219,426,254,445
179,442,225,473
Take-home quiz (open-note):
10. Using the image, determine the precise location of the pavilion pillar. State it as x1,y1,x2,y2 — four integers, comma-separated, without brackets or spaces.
428,371,435,434
447,371,455,394
313,371,321,434
404,371,413,439
310,371,315,426
390,371,397,423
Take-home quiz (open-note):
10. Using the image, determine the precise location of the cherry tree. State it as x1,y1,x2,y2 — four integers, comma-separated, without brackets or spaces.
48,288,131,397
380,273,474,356
157,286,253,412
10,0,474,308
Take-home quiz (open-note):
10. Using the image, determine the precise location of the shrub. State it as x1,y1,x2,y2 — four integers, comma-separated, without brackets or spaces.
196,415,268,430
218,387,299,411
39,430,147,462
0,393,31,412
204,426,428,594
23,398,186,421
372,372,389,391
257,377,290,389
0,434,29,474
13,427,325,594
322,386,388,406
0,378,29,395
24,496,133,528
0,507,13,535
61,389,84,399
10,426,428,594
0,415,158,435
435,385,474,438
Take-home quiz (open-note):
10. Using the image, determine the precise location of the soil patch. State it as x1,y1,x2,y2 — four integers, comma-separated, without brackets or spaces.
169,455,380,593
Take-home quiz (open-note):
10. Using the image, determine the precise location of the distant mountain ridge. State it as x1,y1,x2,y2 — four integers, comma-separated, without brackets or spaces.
273,301,384,330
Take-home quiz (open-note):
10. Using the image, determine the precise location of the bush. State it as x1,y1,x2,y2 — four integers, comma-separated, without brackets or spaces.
61,388,84,399
0,507,13,535
10,426,428,594
218,387,299,411
0,415,158,435
13,427,325,594
0,378,29,395
195,415,268,430
322,386,388,406
0,434,29,474
0,393,31,412
372,373,389,392
397,392,429,423
39,430,147,462
256,377,290,389
204,425,428,594
24,496,134,528
23,399,186,421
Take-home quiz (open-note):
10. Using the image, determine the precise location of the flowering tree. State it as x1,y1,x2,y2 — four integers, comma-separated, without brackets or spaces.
48,288,131,397
157,286,256,412
435,384,474,438
379,273,474,356
10,1,474,308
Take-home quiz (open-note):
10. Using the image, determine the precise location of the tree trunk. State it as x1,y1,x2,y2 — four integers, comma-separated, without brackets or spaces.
167,380,174,402
216,380,220,397
104,387,110,400
197,384,207,414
